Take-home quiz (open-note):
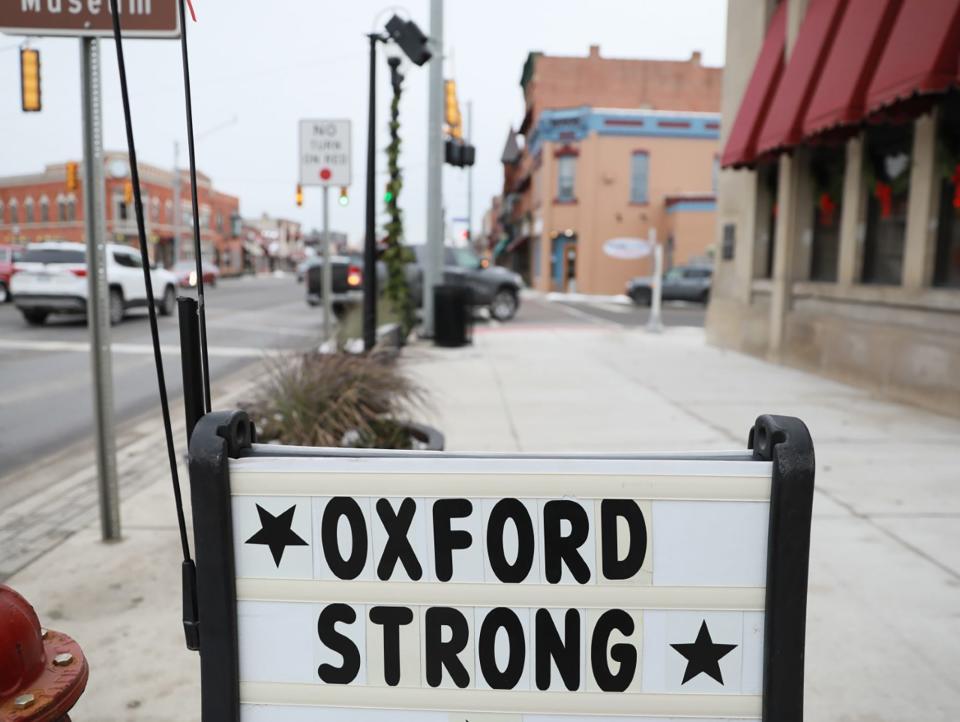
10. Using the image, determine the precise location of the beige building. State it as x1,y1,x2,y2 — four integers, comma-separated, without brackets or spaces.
497,46,723,295
708,0,960,417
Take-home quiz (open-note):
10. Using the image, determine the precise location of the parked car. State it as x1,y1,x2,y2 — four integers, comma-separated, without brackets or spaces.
305,255,364,315
0,244,23,303
11,241,179,326
306,246,524,322
627,264,713,305
173,260,220,288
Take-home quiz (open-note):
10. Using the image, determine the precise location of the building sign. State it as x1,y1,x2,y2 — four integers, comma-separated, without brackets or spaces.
603,237,652,260
0,0,180,39
299,119,352,187
189,413,814,722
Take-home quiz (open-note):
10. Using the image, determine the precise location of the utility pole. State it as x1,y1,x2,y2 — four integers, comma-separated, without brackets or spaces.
80,37,120,541
423,0,444,337
466,99,473,248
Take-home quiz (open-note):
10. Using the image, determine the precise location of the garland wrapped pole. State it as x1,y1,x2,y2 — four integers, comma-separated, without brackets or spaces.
384,56,416,336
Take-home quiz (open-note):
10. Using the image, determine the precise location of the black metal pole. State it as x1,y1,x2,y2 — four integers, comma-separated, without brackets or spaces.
364,33,380,352
178,297,204,444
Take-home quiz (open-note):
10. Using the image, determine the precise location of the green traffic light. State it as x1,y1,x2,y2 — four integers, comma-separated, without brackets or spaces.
338,194,349,207
384,191,394,203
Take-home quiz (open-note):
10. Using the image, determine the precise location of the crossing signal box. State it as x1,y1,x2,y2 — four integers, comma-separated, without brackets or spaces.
295,184,303,208
444,80,462,139
123,181,133,206
66,162,79,192
338,187,349,207
20,48,41,113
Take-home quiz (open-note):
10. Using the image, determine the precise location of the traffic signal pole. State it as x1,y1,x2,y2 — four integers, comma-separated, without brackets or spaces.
423,0,444,337
467,99,473,247
363,33,380,352
80,37,120,541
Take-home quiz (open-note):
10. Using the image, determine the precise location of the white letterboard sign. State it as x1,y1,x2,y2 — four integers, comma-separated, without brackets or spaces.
187,413,814,722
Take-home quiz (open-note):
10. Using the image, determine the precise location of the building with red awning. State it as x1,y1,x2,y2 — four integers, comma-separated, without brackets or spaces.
708,0,960,417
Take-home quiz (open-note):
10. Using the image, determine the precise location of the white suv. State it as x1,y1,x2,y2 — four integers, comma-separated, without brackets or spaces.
11,241,179,326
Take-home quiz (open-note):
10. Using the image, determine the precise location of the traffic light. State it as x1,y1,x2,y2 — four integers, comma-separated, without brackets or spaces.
444,139,476,168
338,187,349,207
123,180,133,205
66,162,79,192
444,80,462,140
20,48,41,113
296,184,303,207
384,15,432,67
384,188,394,204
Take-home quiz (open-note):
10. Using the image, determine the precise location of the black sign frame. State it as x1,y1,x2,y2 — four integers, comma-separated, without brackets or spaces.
187,411,814,722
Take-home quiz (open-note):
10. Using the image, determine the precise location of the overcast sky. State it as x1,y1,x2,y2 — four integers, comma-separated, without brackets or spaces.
0,0,726,246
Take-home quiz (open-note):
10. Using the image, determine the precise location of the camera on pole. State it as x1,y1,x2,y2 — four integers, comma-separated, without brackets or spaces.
384,15,432,67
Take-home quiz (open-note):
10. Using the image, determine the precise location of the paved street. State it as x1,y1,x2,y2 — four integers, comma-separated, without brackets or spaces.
0,275,323,497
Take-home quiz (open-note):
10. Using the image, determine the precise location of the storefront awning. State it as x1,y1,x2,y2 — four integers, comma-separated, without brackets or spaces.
865,0,960,115
756,0,846,155
492,237,510,259
720,1,787,168
802,0,901,137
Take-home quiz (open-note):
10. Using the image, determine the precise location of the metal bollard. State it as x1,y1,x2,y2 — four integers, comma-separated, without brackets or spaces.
0,584,89,721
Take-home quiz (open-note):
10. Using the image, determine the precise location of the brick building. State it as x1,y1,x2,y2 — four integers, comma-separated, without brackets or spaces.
708,0,960,417
495,45,723,294
0,151,243,275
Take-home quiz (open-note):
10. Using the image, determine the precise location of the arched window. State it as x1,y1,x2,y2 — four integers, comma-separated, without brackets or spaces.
67,195,77,222
0,200,5,225
24,197,35,224
151,196,160,221
56,194,66,222
165,199,173,224
8,199,18,224
39,195,50,223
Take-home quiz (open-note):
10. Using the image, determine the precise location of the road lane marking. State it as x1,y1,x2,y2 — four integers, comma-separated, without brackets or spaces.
0,338,268,358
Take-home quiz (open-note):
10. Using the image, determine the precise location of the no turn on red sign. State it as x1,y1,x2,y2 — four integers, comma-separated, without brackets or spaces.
299,119,351,187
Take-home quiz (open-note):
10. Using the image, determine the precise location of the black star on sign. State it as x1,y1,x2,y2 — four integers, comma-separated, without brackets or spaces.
245,504,308,566
670,620,738,685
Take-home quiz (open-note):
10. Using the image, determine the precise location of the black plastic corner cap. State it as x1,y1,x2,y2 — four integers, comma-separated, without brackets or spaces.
749,414,814,467
190,410,256,460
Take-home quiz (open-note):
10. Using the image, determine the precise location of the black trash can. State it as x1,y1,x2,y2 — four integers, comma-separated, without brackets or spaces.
433,285,473,347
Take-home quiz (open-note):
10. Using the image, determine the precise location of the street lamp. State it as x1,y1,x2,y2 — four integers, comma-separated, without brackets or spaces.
363,14,431,352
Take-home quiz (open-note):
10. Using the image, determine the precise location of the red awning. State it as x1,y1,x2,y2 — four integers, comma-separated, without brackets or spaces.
866,0,960,115
802,0,901,137
756,0,847,155
720,1,788,168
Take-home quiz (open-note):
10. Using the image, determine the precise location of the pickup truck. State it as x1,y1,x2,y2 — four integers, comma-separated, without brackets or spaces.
306,245,524,321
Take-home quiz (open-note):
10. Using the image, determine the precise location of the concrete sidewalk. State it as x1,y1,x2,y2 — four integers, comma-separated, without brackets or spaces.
6,321,959,720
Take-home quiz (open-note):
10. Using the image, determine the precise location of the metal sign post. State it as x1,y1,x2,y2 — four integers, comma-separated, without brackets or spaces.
646,228,664,334
80,37,120,541
299,119,351,344
321,186,333,343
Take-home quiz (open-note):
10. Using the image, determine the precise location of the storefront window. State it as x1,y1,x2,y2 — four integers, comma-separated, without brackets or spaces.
933,94,960,288
755,163,778,279
809,146,844,282
862,124,912,285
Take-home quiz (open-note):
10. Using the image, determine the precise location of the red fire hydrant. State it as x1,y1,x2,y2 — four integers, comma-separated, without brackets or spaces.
0,584,88,721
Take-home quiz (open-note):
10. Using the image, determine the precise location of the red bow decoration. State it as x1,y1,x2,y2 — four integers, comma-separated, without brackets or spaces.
874,181,892,219
818,192,836,227
185,0,197,22
951,162,960,209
